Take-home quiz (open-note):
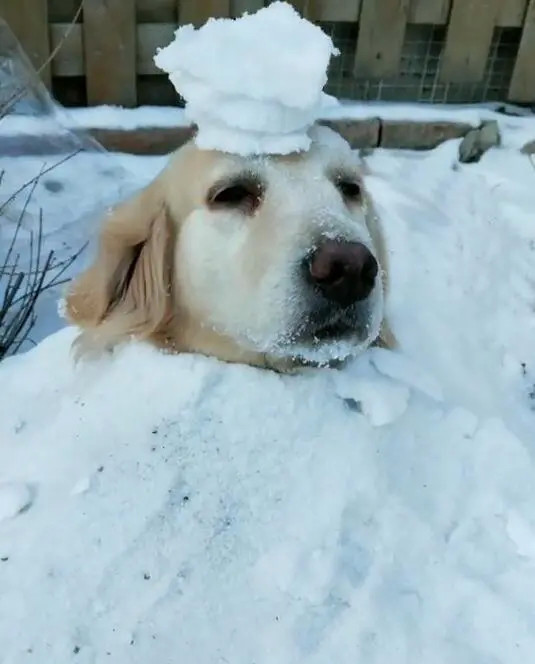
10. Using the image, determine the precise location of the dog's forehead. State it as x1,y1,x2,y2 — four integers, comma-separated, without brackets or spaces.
188,127,360,184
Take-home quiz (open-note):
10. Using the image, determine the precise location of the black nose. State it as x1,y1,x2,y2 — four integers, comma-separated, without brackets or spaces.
305,240,378,307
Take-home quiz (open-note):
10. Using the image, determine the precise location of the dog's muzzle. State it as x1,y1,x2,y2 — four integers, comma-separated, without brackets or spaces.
304,239,378,307
297,239,379,342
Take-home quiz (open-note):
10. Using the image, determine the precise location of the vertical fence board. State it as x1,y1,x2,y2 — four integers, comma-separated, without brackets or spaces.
48,0,82,22
231,0,263,17
137,0,177,23
498,0,528,26
286,1,307,13
138,23,177,75
409,0,450,24
440,0,501,83
509,0,535,100
50,23,83,77
354,0,410,78
308,0,362,21
179,0,231,26
0,0,50,86
83,0,136,106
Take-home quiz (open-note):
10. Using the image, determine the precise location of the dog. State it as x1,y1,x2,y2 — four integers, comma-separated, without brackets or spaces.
66,125,394,372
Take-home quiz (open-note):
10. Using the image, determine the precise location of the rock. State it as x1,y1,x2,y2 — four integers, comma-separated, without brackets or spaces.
520,139,535,155
458,120,501,164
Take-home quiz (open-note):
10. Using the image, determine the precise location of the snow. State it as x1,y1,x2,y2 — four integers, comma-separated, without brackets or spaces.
2,11,535,656
0,147,166,348
0,482,33,523
153,1,340,155
1,115,535,661
1,101,534,156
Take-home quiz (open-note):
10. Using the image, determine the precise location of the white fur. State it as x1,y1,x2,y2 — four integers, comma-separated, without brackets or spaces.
176,127,384,363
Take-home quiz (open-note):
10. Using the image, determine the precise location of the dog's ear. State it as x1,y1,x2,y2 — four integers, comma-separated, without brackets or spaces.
362,190,397,350
66,177,175,354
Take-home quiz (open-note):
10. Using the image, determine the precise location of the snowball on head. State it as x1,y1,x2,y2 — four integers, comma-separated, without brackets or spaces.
153,1,340,157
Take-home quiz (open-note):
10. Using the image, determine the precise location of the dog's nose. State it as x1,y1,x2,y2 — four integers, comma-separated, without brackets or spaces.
306,240,378,307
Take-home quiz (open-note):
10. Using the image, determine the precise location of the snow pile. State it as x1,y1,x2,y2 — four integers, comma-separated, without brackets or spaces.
0,326,534,662
153,1,339,155
1,134,535,661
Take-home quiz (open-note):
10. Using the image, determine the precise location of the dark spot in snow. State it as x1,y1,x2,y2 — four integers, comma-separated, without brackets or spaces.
27,648,33,654
97,465,104,473
14,419,26,434
151,428,158,435
143,572,151,580
343,397,362,413
521,362,527,375
151,446,156,452
73,646,80,654
1,557,9,562
43,179,63,193
182,495,190,503
130,639,135,646
100,167,120,178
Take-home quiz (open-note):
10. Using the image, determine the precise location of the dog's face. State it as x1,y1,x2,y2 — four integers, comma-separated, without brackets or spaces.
67,126,389,369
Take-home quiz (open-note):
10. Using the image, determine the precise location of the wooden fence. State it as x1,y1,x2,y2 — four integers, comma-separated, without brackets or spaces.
0,0,534,108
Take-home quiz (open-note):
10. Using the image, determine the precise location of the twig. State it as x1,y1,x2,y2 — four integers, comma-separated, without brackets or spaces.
0,192,86,360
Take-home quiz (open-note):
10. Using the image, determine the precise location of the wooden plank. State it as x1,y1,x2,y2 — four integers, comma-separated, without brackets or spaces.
0,0,51,86
83,0,137,106
409,0,450,24
52,22,176,78
508,0,535,101
354,0,410,79
137,0,177,23
50,23,83,77
231,0,263,17
440,0,501,83
497,0,527,26
319,118,380,148
48,0,82,22
179,0,231,26
307,0,362,21
380,120,472,149
286,1,307,14
0,121,474,156
137,24,178,75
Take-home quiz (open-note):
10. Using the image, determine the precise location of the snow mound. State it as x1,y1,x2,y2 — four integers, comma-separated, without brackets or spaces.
153,1,339,155
2,115,535,661
0,482,33,523
1,327,535,663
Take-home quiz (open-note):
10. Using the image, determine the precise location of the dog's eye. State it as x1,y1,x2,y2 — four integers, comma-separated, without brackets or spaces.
209,182,262,213
337,180,362,202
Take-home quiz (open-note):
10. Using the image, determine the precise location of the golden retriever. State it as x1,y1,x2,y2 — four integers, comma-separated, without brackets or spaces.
66,125,393,371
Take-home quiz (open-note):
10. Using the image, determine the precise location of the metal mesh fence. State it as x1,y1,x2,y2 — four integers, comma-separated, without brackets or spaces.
323,22,522,104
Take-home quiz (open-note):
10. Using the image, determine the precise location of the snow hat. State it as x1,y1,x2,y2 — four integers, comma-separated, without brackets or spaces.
153,1,340,156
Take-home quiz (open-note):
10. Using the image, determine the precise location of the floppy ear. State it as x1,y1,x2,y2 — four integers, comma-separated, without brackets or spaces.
66,177,175,354
362,191,397,350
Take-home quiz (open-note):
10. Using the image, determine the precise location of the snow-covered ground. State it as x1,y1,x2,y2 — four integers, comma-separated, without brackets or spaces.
1,109,535,662
2,4,535,659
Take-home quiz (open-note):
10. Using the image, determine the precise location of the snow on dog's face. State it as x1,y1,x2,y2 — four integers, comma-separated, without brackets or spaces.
66,126,390,370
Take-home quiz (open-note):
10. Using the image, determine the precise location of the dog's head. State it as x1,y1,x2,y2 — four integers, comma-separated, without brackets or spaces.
66,126,390,370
